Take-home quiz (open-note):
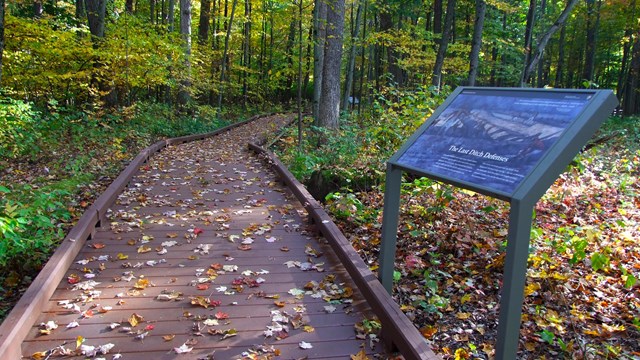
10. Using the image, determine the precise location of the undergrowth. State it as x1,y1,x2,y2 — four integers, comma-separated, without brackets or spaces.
0,97,243,319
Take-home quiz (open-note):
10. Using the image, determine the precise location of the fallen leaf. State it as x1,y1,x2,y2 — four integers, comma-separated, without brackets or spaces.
174,343,193,354
351,349,371,360
163,334,176,342
128,313,144,327
299,341,313,349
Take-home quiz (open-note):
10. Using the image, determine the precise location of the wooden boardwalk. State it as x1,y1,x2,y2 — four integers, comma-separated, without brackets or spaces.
16,118,382,359
2,114,437,360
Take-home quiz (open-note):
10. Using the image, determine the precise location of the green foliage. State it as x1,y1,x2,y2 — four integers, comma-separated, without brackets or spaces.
0,97,41,159
0,185,72,271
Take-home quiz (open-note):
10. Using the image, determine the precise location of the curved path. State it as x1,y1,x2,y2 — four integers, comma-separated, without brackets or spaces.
15,115,386,359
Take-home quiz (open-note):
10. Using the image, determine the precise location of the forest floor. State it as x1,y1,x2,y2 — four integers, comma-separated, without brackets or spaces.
275,115,640,359
2,109,639,359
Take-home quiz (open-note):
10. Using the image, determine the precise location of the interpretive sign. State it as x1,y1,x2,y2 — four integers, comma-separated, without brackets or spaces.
392,88,599,199
379,87,618,360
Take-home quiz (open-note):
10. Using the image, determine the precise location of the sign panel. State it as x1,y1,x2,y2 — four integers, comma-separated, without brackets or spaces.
393,89,595,197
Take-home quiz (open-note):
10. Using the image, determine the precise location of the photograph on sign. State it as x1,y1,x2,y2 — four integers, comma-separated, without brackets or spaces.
395,90,594,195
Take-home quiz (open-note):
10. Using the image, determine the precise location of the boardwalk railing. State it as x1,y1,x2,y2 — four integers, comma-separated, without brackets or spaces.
248,142,438,360
0,114,271,359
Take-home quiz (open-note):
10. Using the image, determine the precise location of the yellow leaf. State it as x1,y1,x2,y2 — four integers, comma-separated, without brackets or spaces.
350,349,371,360
31,351,47,360
76,335,84,350
460,293,472,304
456,312,471,320
137,245,151,253
525,283,541,296
303,325,315,333
129,313,144,327
117,253,129,260
134,278,150,290
163,334,176,341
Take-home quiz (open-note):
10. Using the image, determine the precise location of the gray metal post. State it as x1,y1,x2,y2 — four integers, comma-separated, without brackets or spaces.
495,198,534,359
379,165,403,293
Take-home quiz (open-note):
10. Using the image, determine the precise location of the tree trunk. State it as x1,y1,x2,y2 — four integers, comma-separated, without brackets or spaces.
217,0,237,110
379,9,403,85
297,0,303,149
433,0,442,39
466,0,486,86
177,0,192,107
623,36,640,115
342,1,362,111
318,0,345,129
242,0,251,106
76,0,86,19
312,0,326,124
582,0,601,86
432,0,455,89
0,0,4,87
125,0,134,14
198,0,211,43
535,0,547,88
554,22,566,87
85,0,106,39
357,0,367,114
519,0,536,86
521,0,578,86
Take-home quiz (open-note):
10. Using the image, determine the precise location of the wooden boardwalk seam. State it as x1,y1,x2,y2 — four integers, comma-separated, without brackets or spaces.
1,114,437,360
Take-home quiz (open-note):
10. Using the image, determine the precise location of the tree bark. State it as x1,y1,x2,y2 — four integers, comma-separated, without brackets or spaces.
466,0,486,86
519,0,536,86
0,0,4,87
318,0,345,129
554,23,566,87
433,0,442,39
217,0,237,110
582,0,601,85
85,0,106,39
312,0,326,124
198,0,211,43
342,1,362,111
432,0,455,89
379,9,403,85
177,0,192,106
623,36,640,115
125,0,134,14
521,0,578,86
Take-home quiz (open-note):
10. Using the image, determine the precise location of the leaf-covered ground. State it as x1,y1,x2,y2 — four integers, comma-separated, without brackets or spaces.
327,132,640,358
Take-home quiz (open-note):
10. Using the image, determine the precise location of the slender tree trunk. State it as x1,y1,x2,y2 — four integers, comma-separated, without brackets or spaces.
150,0,156,23
33,0,43,17
242,0,251,106
0,0,4,87
554,22,566,87
520,0,536,86
312,0,326,124
199,0,211,43
85,0,106,39
342,1,362,111
297,0,303,149
125,0,134,14
466,0,486,86
623,36,640,115
318,0,345,129
357,0,367,114
76,0,86,19
380,9,403,85
177,0,192,107
432,0,455,89
217,0,237,110
618,29,633,99
535,0,547,88
582,0,601,85
433,0,442,40
521,0,578,86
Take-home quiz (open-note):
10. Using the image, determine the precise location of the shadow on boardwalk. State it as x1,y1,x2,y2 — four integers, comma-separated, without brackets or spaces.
17,114,391,359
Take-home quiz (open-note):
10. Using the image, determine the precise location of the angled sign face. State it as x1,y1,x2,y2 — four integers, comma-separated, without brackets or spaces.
390,87,613,200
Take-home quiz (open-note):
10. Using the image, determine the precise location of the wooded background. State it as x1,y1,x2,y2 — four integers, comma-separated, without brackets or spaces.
0,0,638,119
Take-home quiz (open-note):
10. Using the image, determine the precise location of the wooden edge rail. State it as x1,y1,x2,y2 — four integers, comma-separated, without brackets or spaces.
247,142,440,360
0,113,274,360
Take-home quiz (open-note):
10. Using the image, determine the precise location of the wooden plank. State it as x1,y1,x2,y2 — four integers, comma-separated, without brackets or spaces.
249,143,441,360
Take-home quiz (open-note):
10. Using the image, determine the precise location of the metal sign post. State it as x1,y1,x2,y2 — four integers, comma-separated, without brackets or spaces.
378,87,618,359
